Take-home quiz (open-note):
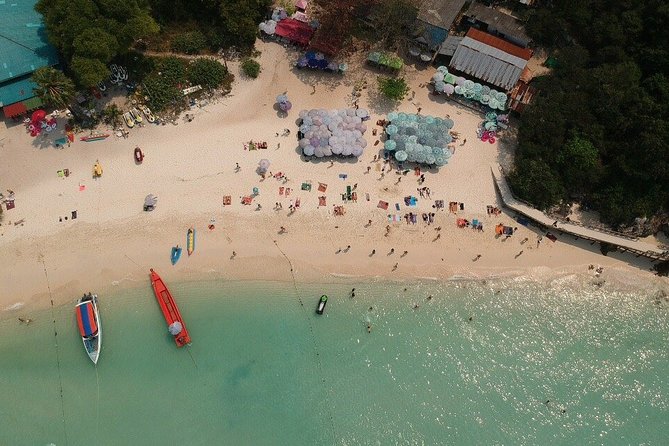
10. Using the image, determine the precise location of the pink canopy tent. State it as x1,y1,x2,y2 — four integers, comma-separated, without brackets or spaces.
295,0,308,11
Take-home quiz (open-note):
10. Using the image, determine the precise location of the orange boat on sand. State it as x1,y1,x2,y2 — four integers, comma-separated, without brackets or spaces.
149,268,191,347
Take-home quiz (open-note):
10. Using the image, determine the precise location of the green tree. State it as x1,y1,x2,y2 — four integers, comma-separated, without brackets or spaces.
219,0,272,47
36,0,159,87
73,28,119,62
102,104,122,127
71,57,110,87
508,158,565,210
377,76,409,101
241,58,261,78
372,0,419,48
187,58,228,89
171,31,208,54
31,67,76,108
556,134,602,195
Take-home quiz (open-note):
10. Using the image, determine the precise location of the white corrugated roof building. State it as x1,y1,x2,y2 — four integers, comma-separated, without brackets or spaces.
449,28,532,91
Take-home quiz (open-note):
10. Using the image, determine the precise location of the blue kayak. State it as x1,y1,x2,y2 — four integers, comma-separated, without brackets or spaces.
171,246,182,265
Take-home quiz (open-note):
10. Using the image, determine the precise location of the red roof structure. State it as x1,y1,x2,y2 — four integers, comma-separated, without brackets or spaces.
466,28,532,60
274,18,314,47
508,81,538,113
2,101,26,118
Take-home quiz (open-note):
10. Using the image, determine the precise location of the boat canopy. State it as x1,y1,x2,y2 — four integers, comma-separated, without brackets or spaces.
76,302,97,337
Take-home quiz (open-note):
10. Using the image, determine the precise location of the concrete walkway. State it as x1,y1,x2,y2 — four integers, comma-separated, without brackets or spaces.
491,165,668,260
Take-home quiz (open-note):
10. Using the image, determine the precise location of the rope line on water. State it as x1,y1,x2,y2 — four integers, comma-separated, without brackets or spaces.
187,345,199,369
95,365,100,438
42,258,69,446
272,240,337,442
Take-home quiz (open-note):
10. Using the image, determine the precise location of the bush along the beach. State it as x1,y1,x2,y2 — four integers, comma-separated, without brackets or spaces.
377,76,410,101
241,58,261,79
187,58,228,89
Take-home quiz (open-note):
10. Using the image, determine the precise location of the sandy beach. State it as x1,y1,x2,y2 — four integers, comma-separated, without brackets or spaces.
0,40,665,312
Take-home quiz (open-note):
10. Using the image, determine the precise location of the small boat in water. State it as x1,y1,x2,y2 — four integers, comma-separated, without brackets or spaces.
187,227,195,256
149,269,191,347
171,245,182,265
75,293,101,364
316,295,328,314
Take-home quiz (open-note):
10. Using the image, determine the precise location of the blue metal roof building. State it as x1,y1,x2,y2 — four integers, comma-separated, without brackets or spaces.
0,0,59,114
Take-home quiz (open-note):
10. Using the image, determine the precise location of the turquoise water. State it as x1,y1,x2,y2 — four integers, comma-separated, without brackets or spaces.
1,277,668,445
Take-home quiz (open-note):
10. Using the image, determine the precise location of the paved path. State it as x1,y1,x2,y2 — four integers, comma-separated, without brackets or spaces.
490,165,668,260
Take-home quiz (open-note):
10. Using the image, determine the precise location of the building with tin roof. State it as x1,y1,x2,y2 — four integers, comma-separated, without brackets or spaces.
0,0,59,118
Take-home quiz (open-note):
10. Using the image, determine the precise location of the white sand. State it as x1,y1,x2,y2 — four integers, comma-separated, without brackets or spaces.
0,41,663,312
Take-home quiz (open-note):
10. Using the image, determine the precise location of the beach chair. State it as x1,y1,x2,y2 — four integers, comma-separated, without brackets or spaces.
351,192,357,202
295,198,301,209
346,185,352,200
318,196,326,207
318,183,327,192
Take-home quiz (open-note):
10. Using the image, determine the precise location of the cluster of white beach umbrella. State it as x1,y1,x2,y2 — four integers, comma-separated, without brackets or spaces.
431,66,508,110
384,112,453,167
298,109,368,158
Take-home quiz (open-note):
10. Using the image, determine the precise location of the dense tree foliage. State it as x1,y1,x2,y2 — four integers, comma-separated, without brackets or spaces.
511,0,669,225
187,58,228,89
31,67,76,108
36,0,159,87
377,77,409,101
148,0,271,49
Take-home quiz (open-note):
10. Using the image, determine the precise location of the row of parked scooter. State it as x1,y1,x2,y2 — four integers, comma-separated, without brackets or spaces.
124,106,156,128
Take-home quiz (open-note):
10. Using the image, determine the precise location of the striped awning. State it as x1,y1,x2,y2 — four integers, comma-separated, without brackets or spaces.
76,302,97,337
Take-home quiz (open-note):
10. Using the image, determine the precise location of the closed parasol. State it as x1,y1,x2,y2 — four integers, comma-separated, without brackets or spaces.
168,321,183,335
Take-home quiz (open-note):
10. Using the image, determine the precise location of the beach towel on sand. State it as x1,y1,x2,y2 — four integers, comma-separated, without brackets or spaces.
318,196,326,206
377,200,389,210
318,183,327,192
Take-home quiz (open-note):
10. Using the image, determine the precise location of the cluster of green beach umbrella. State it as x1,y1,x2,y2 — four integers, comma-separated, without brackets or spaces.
384,112,453,167
431,66,508,110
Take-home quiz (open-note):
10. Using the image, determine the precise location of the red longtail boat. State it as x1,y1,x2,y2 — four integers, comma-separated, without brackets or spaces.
149,269,191,347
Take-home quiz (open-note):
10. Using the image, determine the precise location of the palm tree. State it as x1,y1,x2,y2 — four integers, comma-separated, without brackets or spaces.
32,67,76,108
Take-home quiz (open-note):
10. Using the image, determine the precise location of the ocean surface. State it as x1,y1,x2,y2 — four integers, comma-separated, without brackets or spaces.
0,275,668,445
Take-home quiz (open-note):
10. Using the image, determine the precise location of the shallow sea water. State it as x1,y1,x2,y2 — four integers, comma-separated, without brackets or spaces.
0,276,667,445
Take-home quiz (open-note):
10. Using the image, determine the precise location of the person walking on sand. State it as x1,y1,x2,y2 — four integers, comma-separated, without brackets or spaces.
390,248,395,254
279,226,286,233
371,249,376,255
232,251,237,258
367,166,371,173
235,162,240,171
